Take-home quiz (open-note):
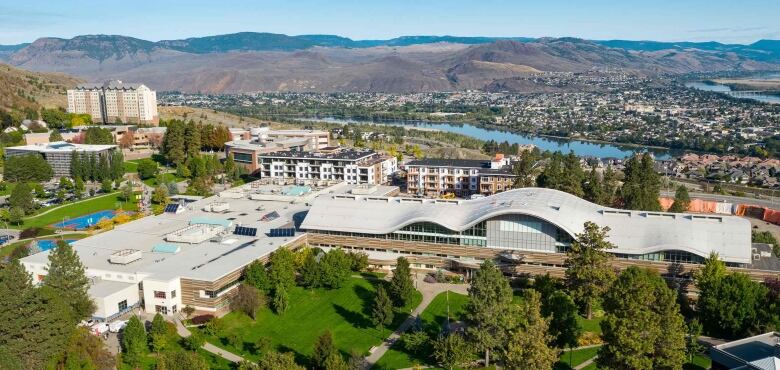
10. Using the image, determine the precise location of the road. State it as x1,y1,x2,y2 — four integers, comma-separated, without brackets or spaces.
364,274,469,368
660,190,780,209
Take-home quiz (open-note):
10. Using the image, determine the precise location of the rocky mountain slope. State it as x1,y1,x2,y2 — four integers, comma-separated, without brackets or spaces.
2,33,778,93
0,63,81,113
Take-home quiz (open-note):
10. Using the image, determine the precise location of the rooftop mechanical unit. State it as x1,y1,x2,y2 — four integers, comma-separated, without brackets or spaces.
109,249,142,265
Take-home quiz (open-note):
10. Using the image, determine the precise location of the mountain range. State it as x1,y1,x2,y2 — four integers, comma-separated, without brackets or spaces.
2,32,779,94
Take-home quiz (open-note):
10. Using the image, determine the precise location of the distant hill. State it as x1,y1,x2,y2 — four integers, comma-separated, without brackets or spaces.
1,32,779,94
0,63,81,113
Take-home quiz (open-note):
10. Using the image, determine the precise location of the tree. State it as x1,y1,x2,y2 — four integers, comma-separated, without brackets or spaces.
185,121,203,157
83,127,114,144
513,149,540,187
313,331,335,369
0,261,72,369
565,221,616,318
121,316,147,366
347,349,369,370
268,248,296,289
224,153,237,180
119,130,135,150
4,154,53,182
371,285,394,335
137,158,159,179
432,333,470,370
120,182,134,202
597,267,686,370
231,283,264,320
542,290,581,350
162,120,187,165
347,251,369,272
59,176,73,190
157,351,209,370
324,352,349,370
668,185,691,213
44,240,95,321
686,319,704,362
253,336,271,356
150,313,168,339
244,260,272,293
74,177,85,199
300,250,322,288
152,184,169,205
101,178,113,193
621,153,661,211
583,167,605,205
54,327,115,370
183,332,205,351
250,351,305,370
502,290,559,370
8,207,24,225
697,269,770,338
8,182,35,214
389,257,415,307
49,130,64,142
466,260,513,367
271,283,289,315
602,165,619,206
319,248,352,289
399,330,430,356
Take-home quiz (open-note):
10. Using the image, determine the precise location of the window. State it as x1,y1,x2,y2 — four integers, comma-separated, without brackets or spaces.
155,305,168,315
154,291,166,299
118,300,128,311
172,305,177,313
171,290,176,298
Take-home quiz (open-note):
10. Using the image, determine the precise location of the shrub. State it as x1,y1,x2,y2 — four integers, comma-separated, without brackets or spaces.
190,314,215,325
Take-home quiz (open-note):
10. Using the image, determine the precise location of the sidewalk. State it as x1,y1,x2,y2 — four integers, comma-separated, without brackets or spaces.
364,275,469,368
172,315,248,364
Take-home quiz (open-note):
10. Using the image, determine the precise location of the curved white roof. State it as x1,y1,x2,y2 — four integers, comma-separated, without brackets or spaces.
301,188,751,264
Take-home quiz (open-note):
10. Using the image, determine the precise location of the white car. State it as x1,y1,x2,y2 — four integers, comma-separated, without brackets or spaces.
108,320,128,333
92,323,110,335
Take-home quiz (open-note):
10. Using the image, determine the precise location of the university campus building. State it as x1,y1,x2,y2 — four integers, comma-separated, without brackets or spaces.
405,154,516,197
5,141,118,177
67,80,159,125
303,187,778,279
19,182,778,322
254,147,397,185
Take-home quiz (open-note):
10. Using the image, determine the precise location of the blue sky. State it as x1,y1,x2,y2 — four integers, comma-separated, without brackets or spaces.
1,0,778,45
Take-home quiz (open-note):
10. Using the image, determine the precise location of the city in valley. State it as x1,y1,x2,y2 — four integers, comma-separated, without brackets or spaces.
1,2,780,370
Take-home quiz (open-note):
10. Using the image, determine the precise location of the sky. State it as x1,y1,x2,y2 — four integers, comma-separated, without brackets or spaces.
1,0,778,45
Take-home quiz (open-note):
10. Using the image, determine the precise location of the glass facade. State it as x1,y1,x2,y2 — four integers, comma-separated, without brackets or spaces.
614,250,705,264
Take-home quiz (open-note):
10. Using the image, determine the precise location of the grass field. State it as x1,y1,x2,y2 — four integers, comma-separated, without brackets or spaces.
123,160,139,174
142,173,185,187
18,192,138,230
374,291,470,370
200,277,422,367
118,330,233,370
555,346,601,370
579,315,603,335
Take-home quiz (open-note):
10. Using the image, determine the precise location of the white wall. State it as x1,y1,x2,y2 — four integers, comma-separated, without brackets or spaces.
93,283,140,320
141,278,182,316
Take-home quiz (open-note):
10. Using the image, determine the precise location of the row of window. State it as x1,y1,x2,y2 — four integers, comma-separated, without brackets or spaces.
153,290,176,299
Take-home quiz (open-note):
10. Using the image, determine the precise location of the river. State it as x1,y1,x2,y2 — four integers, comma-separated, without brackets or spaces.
685,76,780,104
299,117,678,160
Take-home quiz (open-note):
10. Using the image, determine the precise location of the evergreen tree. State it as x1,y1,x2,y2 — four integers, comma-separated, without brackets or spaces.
465,260,513,367
44,240,95,321
97,155,109,182
371,285,394,334
502,290,559,370
389,257,415,307
312,331,335,369
537,152,564,190
8,182,34,214
185,121,202,158
253,351,305,370
668,185,691,213
542,290,581,350
512,149,540,187
271,283,289,315
121,316,147,366
432,332,470,370
162,120,187,165
0,261,72,369
598,267,686,370
602,165,619,206
323,352,349,370
300,251,322,288
583,167,605,204
157,351,209,370
224,153,237,180
74,177,85,199
565,221,616,318
561,151,585,197
621,153,661,211
110,150,125,180
49,130,64,142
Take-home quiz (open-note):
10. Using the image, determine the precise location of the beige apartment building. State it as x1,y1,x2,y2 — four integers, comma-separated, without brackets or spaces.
67,80,159,125
405,154,517,197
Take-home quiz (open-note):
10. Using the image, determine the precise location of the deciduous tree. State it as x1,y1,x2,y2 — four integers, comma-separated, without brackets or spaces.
432,332,470,370
121,316,147,366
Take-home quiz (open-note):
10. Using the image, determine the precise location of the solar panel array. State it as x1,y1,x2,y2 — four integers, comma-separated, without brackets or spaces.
164,204,180,213
234,226,258,237
269,228,295,237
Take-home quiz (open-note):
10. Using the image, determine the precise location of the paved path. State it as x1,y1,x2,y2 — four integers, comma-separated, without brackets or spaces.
172,315,247,364
574,356,597,370
364,274,469,368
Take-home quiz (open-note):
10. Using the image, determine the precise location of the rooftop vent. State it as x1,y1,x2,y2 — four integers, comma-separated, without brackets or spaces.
109,249,142,265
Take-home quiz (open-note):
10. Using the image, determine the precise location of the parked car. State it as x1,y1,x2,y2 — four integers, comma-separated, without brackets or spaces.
108,320,127,333
92,323,109,335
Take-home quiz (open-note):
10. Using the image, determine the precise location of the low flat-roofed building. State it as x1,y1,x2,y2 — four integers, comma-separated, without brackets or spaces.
301,187,777,278
5,141,117,177
406,154,516,197
711,332,780,369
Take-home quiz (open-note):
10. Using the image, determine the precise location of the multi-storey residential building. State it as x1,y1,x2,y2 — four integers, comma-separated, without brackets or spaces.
405,154,516,197
225,128,331,174
67,80,159,125
257,148,397,185
5,142,117,177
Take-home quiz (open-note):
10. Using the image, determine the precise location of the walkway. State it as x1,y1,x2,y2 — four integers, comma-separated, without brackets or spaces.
173,315,248,364
574,356,597,370
22,192,118,219
364,274,469,368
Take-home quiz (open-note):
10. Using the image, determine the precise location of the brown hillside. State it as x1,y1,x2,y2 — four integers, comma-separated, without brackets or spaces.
0,63,81,112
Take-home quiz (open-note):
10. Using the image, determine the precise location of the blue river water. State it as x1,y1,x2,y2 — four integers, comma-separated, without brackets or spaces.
303,117,677,159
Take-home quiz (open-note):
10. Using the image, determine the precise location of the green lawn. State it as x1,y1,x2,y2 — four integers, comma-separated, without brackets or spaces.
579,315,603,335
374,291,470,370
118,331,232,370
554,351,710,370
555,346,601,370
142,173,185,187
123,160,139,174
200,277,422,367
18,192,138,230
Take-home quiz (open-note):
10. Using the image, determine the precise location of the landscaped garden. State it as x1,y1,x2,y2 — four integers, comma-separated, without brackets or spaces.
197,276,422,365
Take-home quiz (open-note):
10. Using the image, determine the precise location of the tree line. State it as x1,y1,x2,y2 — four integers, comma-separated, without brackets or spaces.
69,150,124,183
